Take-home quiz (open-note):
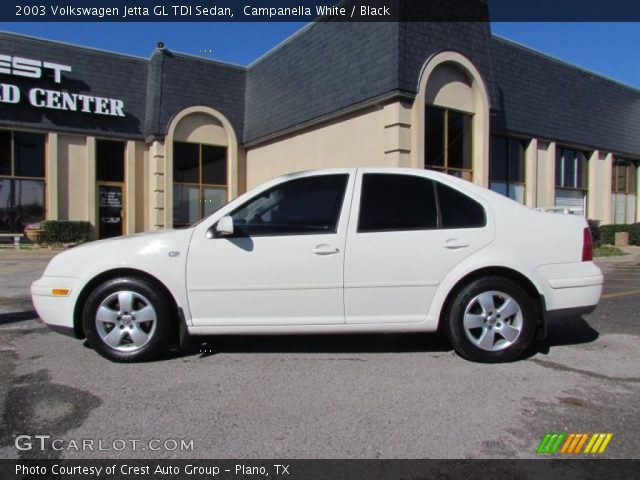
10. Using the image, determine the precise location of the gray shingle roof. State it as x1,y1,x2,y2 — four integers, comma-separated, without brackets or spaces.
490,37,640,157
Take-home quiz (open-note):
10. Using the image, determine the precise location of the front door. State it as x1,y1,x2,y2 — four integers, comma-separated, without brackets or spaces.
97,183,124,239
186,172,354,326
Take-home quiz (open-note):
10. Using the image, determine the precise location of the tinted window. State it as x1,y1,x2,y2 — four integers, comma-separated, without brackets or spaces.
14,132,45,178
201,145,227,185
229,174,348,236
0,178,44,233
358,174,437,232
0,131,12,176
96,139,125,182
437,182,485,228
173,142,199,183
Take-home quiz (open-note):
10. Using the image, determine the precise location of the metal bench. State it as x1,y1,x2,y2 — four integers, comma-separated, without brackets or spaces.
0,233,24,250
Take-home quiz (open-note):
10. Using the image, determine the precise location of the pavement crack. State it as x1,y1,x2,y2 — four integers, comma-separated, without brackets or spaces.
532,358,640,384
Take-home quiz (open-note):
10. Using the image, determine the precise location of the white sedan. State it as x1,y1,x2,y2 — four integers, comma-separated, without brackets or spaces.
31,168,603,363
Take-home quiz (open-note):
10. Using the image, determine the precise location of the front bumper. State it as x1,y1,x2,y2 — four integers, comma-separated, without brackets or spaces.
31,276,82,333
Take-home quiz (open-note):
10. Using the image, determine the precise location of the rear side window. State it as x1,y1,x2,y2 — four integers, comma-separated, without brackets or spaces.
358,174,437,232
437,182,486,228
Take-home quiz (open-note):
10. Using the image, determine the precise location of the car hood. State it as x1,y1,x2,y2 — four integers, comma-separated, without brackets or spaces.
42,228,195,278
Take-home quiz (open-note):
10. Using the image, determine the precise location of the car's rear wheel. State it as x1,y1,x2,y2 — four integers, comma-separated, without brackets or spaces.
444,276,537,363
82,277,172,362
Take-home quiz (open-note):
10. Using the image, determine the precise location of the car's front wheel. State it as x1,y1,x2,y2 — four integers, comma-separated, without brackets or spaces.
82,277,172,362
444,276,537,363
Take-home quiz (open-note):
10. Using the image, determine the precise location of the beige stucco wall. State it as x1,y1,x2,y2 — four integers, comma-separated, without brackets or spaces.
57,134,88,222
134,141,150,233
174,113,229,146
245,104,404,189
524,139,537,207
535,141,555,208
589,151,612,224
425,63,475,114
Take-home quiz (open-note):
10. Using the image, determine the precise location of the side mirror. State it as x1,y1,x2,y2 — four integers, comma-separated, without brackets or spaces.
214,216,234,237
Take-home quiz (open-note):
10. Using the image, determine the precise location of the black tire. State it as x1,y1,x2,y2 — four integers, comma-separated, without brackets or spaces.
443,276,537,363
82,277,172,362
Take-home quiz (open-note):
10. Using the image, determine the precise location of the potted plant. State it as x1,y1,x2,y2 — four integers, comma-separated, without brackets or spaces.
24,222,45,244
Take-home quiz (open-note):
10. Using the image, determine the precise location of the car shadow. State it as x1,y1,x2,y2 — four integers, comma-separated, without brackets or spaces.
80,317,599,363
162,332,453,360
0,310,38,325
527,315,600,359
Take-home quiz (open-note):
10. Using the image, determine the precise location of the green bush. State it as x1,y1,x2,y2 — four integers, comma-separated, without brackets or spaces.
42,220,91,244
600,223,640,246
587,219,601,247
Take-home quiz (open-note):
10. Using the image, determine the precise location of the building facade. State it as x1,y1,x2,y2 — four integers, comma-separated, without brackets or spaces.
1,6,639,239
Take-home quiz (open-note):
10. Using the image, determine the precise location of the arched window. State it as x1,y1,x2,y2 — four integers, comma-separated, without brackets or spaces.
415,53,490,186
166,107,238,229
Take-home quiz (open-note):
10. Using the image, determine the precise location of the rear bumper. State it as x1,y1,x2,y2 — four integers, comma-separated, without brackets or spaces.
534,261,603,314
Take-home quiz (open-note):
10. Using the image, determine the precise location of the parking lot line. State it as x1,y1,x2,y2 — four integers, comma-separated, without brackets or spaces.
601,289,640,300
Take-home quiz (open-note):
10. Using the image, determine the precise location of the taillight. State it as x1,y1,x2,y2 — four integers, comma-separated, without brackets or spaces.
582,227,593,262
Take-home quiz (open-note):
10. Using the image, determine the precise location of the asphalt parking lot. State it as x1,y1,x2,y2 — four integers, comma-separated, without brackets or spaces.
0,248,638,460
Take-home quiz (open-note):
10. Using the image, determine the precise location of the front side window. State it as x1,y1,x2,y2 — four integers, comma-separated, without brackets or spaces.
490,136,526,203
358,174,485,232
611,158,637,224
0,130,46,233
425,106,473,181
229,174,348,236
173,141,227,228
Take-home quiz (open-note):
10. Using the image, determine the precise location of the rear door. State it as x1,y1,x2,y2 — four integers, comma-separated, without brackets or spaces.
344,171,494,324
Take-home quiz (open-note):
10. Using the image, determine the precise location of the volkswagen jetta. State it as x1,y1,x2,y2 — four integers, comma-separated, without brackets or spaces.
31,168,603,363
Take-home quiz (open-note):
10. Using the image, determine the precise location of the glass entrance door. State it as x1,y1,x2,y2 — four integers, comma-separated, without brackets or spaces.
97,183,124,239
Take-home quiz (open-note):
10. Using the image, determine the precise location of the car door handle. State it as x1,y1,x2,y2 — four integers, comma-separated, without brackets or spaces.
312,245,341,255
443,239,470,250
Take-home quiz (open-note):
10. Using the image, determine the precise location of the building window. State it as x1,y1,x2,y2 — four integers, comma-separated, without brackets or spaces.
0,130,46,233
611,158,637,224
96,140,126,239
555,147,588,214
173,141,227,228
425,106,473,181
96,139,125,183
490,136,526,203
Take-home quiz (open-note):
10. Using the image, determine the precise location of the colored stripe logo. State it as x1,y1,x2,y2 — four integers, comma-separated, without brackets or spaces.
537,433,613,454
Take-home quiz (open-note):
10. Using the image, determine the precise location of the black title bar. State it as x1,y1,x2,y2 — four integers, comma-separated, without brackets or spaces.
2,0,640,22
1,459,640,480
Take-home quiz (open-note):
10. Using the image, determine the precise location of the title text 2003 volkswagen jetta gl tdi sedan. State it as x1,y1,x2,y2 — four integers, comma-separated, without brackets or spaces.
31,168,603,363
